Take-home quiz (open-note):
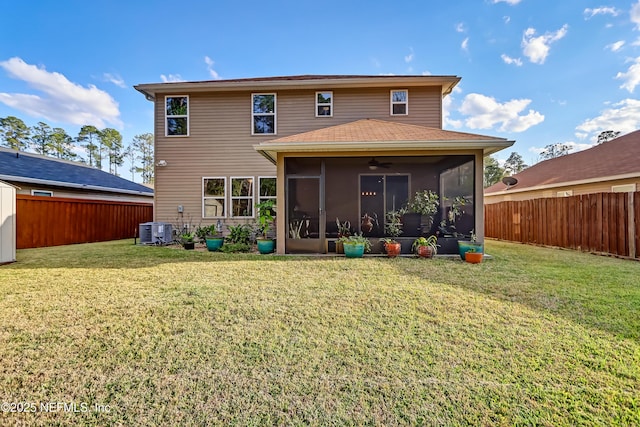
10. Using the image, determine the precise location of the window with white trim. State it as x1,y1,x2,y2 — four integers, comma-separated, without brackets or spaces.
390,90,408,115
258,176,276,204
165,96,189,136
31,189,53,197
316,91,333,117
203,177,226,218
252,93,276,134
231,177,254,217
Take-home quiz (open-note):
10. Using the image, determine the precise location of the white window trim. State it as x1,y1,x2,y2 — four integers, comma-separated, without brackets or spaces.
165,95,189,137
390,89,408,116
315,91,333,117
230,176,255,218
31,189,53,197
251,93,277,135
258,176,277,201
202,176,226,219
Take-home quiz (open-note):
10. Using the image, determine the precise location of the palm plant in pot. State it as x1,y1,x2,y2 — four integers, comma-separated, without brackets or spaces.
338,232,371,258
202,221,224,251
411,235,439,258
381,209,403,257
255,199,276,254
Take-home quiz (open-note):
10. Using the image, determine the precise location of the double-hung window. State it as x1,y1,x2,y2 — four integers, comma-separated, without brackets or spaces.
231,177,254,217
390,90,408,115
203,177,226,218
316,91,333,117
252,93,276,134
165,96,189,136
258,177,276,205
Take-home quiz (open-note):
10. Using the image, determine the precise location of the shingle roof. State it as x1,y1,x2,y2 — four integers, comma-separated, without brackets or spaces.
485,129,640,194
0,148,153,196
266,119,506,144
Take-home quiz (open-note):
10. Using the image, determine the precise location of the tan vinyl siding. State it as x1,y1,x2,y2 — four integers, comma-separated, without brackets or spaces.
153,85,444,224
484,178,640,204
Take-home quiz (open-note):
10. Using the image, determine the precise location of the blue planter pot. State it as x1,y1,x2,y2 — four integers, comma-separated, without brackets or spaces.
343,243,365,258
457,241,483,260
205,237,224,251
257,239,275,254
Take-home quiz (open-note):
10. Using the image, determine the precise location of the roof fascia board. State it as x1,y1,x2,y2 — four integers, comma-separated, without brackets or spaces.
134,76,461,98
0,174,154,197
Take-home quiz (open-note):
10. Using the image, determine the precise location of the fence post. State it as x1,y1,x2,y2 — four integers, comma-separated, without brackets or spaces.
629,192,636,259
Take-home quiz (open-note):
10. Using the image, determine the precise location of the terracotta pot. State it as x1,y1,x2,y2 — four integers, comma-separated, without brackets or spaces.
384,242,402,258
416,245,434,258
465,252,483,264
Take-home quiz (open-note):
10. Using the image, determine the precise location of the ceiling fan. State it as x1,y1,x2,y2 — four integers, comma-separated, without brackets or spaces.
368,157,392,170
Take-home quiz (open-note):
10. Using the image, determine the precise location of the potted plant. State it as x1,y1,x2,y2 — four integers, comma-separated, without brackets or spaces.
458,229,483,260
338,232,371,258
464,247,484,263
203,222,224,252
381,209,403,257
404,190,439,236
412,235,439,258
335,217,351,254
255,199,276,254
180,232,196,250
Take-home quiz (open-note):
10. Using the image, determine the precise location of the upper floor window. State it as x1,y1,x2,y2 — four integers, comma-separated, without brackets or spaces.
390,90,408,115
203,177,226,218
166,96,189,136
316,92,333,117
252,93,276,134
231,177,254,217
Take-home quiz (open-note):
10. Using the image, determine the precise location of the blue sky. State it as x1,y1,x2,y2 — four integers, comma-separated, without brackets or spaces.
2,0,640,181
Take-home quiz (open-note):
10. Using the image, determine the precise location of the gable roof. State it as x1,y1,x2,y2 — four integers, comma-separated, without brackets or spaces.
0,148,153,196
135,74,461,99
255,119,513,162
485,130,640,195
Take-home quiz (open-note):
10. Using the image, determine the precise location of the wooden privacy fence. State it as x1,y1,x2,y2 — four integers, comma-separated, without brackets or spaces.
485,191,640,259
17,195,153,249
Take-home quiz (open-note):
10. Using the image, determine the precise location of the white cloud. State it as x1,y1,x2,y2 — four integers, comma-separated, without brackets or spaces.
503,16,511,24
0,57,121,128
492,0,521,5
204,56,220,79
584,7,620,19
455,22,465,33
607,40,625,52
615,57,640,92
521,24,569,64
501,54,523,66
576,99,640,137
404,48,414,63
459,93,544,132
461,37,469,51
103,72,125,88
160,74,184,82
632,1,640,29
530,141,594,155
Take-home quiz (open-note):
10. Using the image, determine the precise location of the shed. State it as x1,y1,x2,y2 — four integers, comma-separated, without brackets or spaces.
0,180,17,264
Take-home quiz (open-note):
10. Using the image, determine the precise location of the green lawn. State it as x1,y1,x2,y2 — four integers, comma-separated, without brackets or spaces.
0,240,638,426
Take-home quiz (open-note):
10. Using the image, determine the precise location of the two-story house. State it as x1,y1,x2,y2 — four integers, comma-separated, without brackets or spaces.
135,75,513,254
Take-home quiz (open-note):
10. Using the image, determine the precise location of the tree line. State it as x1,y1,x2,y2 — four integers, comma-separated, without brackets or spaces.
483,130,620,188
0,115,154,183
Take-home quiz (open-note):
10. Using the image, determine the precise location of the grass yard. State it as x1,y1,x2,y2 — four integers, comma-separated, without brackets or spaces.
0,240,638,426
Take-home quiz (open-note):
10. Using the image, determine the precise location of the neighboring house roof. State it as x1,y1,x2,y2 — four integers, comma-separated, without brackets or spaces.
255,119,513,162
134,74,462,99
485,129,640,195
0,148,154,197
